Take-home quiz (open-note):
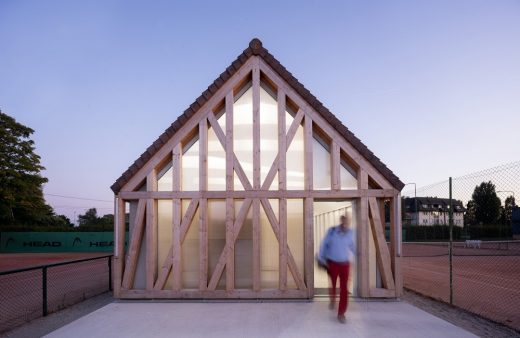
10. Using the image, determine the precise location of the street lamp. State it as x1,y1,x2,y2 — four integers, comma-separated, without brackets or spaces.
405,183,417,225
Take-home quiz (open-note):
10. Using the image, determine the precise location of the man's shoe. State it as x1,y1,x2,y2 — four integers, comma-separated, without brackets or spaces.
329,302,335,310
337,314,346,324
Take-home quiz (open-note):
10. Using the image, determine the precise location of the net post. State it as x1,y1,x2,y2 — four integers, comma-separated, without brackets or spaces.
108,256,113,291
449,177,453,305
42,266,48,316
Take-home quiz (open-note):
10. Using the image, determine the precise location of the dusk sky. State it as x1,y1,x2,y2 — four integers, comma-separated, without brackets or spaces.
1,1,519,221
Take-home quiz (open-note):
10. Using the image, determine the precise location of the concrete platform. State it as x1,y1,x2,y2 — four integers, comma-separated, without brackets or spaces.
44,299,477,338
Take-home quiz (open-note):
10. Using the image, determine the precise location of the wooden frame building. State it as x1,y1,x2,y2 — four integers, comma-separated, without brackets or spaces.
111,39,404,299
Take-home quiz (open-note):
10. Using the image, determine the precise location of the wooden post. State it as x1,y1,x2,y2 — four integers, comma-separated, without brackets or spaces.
114,196,126,297
252,64,261,190
278,89,287,290
331,142,340,190
357,169,369,297
226,198,234,291
391,193,403,296
199,119,208,290
304,197,314,297
225,90,235,291
225,91,235,291
146,170,158,290
252,65,261,291
304,115,313,191
304,115,314,297
172,144,182,291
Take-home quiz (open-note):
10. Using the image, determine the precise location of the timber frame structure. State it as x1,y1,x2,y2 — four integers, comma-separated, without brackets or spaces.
111,38,404,299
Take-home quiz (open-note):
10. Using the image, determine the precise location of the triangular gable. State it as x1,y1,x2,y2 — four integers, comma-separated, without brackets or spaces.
111,38,404,193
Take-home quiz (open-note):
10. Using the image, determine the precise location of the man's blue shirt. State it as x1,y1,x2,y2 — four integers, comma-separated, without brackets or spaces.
319,226,356,263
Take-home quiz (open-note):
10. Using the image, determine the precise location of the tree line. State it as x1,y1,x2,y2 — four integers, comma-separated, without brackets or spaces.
0,111,113,231
464,181,516,226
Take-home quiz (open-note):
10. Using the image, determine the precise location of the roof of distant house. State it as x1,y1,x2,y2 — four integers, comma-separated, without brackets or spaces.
403,197,466,212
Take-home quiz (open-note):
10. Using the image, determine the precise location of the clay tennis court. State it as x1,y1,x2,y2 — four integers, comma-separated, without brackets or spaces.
0,253,111,333
402,241,520,331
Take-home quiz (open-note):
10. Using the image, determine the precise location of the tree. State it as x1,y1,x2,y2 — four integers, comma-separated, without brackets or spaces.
464,200,477,226
470,181,501,224
77,208,114,231
0,111,51,226
500,195,516,225
78,208,99,226
45,213,74,227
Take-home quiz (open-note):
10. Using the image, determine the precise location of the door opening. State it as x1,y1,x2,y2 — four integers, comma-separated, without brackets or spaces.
313,200,358,296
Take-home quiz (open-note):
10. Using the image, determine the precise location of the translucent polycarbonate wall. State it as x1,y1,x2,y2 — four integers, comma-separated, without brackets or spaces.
234,86,253,190
182,200,199,289
313,138,331,190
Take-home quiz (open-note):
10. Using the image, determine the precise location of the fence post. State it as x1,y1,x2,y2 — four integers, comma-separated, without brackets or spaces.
108,256,113,291
42,266,48,316
449,177,453,305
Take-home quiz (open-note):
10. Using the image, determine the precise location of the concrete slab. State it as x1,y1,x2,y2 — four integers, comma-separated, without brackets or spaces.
44,299,477,338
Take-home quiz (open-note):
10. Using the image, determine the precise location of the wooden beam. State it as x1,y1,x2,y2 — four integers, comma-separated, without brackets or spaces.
172,144,181,191
304,115,313,191
199,198,208,290
208,199,252,290
391,194,403,297
368,197,395,290
119,189,398,200
225,91,234,192
304,197,314,298
357,169,369,297
370,287,396,298
146,171,158,291
277,89,288,291
251,65,261,292
119,288,308,300
278,90,287,191
252,65,261,189
121,199,146,290
199,119,208,291
172,144,181,291
154,199,199,290
304,114,314,297
226,198,234,291
114,197,126,297
252,199,261,291
331,141,340,190
225,90,235,292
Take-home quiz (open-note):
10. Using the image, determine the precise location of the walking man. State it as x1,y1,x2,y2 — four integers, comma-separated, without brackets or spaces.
318,214,356,323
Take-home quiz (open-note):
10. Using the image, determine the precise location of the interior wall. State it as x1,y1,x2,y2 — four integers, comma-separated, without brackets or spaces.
313,200,357,296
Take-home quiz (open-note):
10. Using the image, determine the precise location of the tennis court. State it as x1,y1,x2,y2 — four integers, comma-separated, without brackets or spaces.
402,241,520,331
0,253,111,333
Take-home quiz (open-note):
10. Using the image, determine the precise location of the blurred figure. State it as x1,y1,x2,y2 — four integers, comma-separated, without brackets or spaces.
318,214,356,324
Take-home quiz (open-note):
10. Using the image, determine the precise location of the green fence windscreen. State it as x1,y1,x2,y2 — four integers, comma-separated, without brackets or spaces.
0,232,128,253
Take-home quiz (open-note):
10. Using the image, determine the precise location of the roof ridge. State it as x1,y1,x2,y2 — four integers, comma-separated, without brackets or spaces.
111,38,404,193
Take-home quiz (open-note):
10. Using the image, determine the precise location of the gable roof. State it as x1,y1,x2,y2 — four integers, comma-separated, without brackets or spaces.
111,38,404,193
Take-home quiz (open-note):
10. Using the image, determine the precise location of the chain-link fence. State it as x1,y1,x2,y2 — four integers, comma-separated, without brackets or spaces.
401,161,520,331
0,255,112,333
